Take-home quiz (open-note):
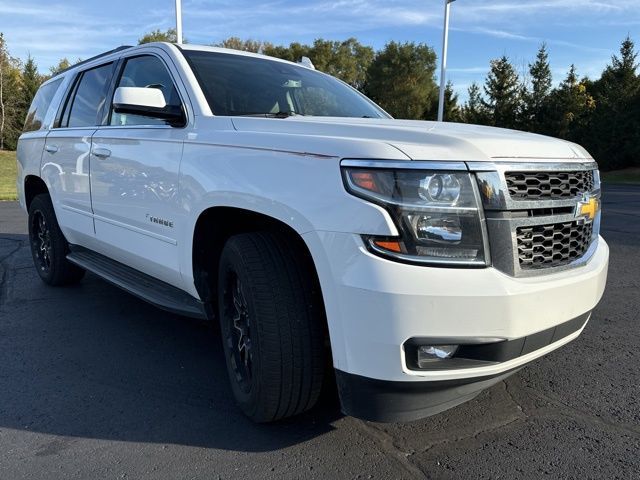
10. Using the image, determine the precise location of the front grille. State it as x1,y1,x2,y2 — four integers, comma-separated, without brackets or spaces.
516,221,594,270
506,170,595,200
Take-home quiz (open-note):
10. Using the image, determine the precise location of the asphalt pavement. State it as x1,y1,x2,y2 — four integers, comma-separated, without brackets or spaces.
0,184,638,479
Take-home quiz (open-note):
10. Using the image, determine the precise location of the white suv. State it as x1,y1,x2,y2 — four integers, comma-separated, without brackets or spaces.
16,43,609,422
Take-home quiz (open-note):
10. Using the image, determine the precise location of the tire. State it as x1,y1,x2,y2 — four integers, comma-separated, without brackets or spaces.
28,194,85,286
217,231,325,422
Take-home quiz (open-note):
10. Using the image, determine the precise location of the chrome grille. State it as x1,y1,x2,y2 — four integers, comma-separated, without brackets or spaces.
506,170,595,200
471,161,600,277
516,221,594,270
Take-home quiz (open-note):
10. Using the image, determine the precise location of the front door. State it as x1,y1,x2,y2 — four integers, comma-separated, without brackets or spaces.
89,54,187,287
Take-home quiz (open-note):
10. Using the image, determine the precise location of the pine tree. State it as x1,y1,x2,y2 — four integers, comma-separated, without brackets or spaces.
22,55,41,109
523,43,552,132
586,36,640,169
462,82,489,125
543,65,595,140
482,56,521,129
443,82,462,122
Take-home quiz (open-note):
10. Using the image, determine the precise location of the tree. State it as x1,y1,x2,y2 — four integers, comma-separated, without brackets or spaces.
424,81,462,121
305,38,374,91
258,38,374,90
542,65,595,140
462,82,489,125
443,82,462,122
365,41,437,119
263,42,310,63
0,33,24,150
22,55,41,110
522,43,552,132
215,37,272,53
49,58,71,75
482,56,521,129
138,28,179,44
585,36,640,169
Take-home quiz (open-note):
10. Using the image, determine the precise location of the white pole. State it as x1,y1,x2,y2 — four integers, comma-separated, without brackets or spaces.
437,0,454,122
175,0,183,44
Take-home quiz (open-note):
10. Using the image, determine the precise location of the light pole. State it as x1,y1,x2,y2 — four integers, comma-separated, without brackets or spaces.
437,0,455,122
175,0,183,44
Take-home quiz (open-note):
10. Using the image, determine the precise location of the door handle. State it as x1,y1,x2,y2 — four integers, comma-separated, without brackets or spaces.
92,147,111,159
44,144,59,154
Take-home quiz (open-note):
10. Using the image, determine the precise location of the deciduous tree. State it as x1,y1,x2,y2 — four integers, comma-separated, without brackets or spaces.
365,41,437,119
0,33,24,150
138,28,180,44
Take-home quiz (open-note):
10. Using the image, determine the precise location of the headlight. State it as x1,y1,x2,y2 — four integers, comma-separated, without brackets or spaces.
342,165,489,266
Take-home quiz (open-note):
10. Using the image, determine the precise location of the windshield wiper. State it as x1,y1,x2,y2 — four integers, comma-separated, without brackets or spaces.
234,111,303,118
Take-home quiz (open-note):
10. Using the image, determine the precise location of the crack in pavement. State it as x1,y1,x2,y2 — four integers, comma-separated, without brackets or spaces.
0,238,26,307
351,419,428,479
526,389,640,439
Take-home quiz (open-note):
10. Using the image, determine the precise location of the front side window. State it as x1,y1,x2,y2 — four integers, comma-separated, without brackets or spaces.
65,63,114,128
182,50,388,118
110,55,182,126
23,78,63,132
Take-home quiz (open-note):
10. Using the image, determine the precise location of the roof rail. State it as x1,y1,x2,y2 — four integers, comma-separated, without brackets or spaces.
52,45,134,77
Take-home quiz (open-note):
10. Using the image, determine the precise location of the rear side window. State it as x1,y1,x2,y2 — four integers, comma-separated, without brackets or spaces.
23,78,63,132
63,63,114,128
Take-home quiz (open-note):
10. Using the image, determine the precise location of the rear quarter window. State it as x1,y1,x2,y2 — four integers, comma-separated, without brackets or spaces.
23,78,63,133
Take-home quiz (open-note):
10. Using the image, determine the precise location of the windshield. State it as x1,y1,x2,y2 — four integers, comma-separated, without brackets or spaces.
182,50,389,118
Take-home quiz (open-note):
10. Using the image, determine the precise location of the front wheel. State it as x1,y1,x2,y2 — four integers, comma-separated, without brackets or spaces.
217,231,325,423
28,194,85,286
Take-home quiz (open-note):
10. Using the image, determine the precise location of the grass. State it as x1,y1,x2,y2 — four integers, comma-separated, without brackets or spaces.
0,150,18,201
601,167,640,185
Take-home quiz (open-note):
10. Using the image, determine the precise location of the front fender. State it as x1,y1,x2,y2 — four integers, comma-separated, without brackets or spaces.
177,143,397,295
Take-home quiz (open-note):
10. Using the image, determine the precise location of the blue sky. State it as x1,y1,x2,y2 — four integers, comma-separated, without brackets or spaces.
1,0,639,100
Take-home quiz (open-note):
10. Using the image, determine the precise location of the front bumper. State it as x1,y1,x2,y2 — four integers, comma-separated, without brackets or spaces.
303,231,609,420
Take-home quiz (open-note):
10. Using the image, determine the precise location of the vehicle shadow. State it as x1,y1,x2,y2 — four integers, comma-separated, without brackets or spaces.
0,233,341,452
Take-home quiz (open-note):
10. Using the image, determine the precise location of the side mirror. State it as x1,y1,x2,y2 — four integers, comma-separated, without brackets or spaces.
112,87,184,125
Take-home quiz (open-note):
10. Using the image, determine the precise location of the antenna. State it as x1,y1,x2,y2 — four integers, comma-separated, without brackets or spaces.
175,0,183,44
438,0,456,122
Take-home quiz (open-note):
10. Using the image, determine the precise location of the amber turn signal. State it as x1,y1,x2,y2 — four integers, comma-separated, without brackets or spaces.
372,240,403,253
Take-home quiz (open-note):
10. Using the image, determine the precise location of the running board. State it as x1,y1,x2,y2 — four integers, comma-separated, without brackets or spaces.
67,247,210,320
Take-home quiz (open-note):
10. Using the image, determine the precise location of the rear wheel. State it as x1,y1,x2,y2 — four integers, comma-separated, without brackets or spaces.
217,231,325,422
28,194,85,286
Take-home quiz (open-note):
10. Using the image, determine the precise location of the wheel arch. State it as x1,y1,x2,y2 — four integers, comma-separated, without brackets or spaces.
191,206,327,324
24,175,50,210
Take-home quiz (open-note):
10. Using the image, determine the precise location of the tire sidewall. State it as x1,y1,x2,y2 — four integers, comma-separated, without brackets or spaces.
217,242,264,418
28,195,57,284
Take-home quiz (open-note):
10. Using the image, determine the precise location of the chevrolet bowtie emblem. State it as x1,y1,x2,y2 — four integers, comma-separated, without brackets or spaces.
576,195,599,223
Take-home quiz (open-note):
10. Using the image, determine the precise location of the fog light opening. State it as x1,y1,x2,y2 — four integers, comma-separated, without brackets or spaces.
417,344,459,368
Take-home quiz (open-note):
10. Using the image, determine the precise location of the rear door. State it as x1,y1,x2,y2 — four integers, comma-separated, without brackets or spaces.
89,53,188,287
43,62,116,246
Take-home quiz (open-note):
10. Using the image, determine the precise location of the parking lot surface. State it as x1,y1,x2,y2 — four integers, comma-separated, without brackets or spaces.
1,184,639,479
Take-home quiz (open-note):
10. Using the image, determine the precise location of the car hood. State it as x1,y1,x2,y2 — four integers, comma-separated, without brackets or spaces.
230,116,592,162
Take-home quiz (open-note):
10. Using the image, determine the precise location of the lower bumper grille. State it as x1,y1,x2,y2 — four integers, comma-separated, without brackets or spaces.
516,221,594,270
